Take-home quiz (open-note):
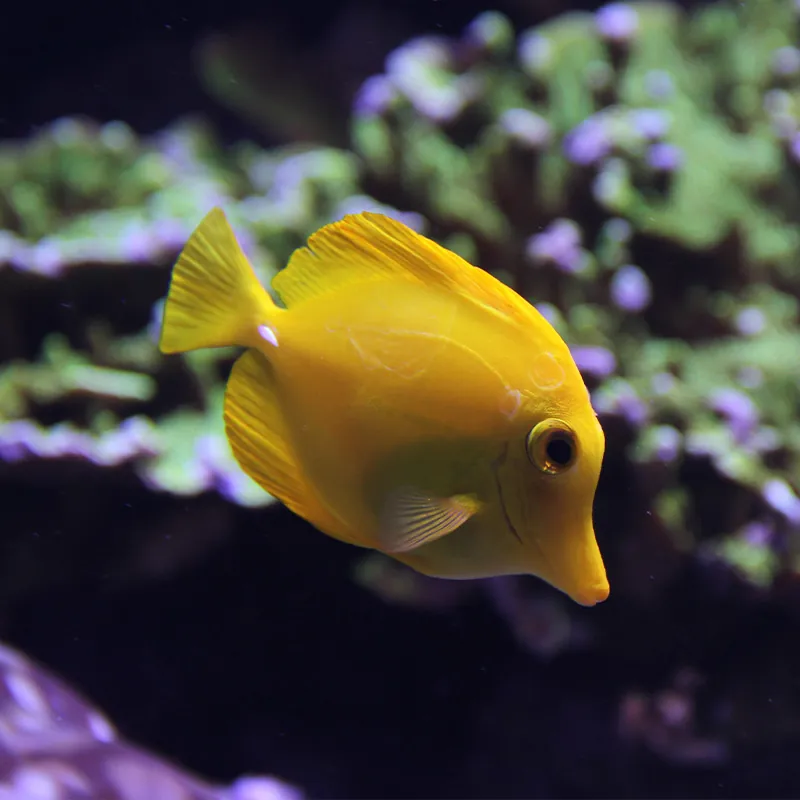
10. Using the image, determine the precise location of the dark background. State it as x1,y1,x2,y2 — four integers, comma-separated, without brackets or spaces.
0,0,699,137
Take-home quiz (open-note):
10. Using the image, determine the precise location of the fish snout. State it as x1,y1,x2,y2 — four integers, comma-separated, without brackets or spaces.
536,518,609,607
570,576,610,607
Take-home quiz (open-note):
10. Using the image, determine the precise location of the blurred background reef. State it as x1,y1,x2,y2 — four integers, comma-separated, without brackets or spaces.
2,0,800,797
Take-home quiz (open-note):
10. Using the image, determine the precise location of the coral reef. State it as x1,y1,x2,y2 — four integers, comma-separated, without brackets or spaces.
7,1,800,593
0,116,366,507
4,0,800,794
0,639,302,800
348,0,800,598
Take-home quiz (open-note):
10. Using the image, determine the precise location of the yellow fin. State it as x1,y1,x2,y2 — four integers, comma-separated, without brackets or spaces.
160,207,277,354
378,488,481,554
273,212,538,325
223,350,359,545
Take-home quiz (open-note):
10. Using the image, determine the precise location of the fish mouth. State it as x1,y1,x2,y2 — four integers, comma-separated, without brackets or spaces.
571,581,610,606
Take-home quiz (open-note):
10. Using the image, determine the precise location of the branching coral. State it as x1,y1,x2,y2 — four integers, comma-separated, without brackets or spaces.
2,1,799,600
3,0,800,788
0,640,303,799
2,0,799,620
0,117,377,507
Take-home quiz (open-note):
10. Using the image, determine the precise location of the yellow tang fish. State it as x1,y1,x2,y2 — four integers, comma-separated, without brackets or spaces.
159,208,609,606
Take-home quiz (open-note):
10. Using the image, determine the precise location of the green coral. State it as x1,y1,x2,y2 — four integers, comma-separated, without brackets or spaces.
340,0,800,592
353,0,800,270
0,117,389,506
4,0,800,597
0,334,155,418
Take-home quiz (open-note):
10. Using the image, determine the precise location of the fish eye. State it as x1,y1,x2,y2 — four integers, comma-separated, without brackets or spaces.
526,419,577,475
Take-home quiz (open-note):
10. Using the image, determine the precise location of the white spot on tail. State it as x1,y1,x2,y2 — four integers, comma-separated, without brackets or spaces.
258,324,279,347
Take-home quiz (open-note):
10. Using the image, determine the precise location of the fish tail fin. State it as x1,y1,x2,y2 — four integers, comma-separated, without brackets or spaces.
159,207,278,355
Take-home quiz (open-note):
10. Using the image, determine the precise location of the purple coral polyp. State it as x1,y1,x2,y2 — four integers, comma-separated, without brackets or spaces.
763,92,797,139
384,36,475,123
629,109,671,140
708,388,759,442
465,11,511,52
563,116,611,165
0,421,38,462
605,217,633,243
595,2,639,42
152,218,191,251
647,143,684,171
762,479,800,525
526,219,586,273
651,425,682,463
789,132,800,163
0,419,158,466
499,108,551,148
610,264,652,312
517,31,552,74
354,75,398,117
572,346,617,378
772,46,800,77
651,372,677,396
595,382,649,427
120,228,160,264
734,307,766,336
25,240,64,276
741,520,774,547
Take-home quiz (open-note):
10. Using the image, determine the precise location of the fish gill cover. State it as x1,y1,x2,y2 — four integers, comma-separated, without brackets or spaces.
2,0,800,796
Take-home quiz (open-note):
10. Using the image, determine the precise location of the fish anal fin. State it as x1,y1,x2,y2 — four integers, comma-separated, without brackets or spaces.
378,488,481,554
224,350,357,543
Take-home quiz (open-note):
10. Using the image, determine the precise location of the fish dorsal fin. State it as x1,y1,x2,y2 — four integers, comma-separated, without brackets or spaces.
378,488,482,554
273,212,537,325
223,349,362,546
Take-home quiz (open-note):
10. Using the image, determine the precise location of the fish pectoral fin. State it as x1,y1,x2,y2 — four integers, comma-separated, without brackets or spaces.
224,350,360,545
378,488,481,553
159,207,277,355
